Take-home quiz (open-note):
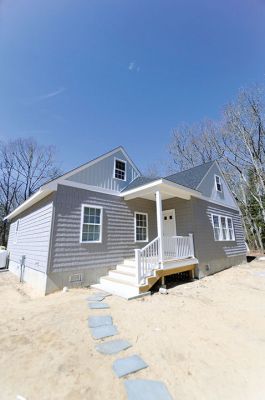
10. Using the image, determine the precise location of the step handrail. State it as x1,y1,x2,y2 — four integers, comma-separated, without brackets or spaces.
135,236,160,285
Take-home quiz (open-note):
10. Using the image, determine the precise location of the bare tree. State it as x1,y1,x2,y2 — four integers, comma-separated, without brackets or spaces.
0,138,61,245
169,120,219,171
169,85,265,252
0,141,22,245
12,138,61,200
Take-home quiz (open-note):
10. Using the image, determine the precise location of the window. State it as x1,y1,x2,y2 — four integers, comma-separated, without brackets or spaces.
114,159,126,181
135,212,148,242
215,175,222,192
80,205,102,243
212,215,221,240
211,214,235,241
227,217,235,240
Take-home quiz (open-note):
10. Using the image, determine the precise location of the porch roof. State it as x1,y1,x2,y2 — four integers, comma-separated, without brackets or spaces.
121,178,201,201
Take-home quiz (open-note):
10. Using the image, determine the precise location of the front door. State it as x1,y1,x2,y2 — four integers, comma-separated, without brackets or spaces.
162,209,176,237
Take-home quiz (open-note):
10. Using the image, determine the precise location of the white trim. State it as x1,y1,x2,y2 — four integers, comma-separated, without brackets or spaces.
122,178,199,199
14,219,20,244
155,191,164,264
113,157,127,181
198,194,239,211
43,146,141,188
215,174,222,192
195,161,217,189
122,177,240,211
211,213,235,242
4,187,55,221
134,211,149,243
196,160,239,210
162,209,177,236
58,180,120,196
80,204,103,244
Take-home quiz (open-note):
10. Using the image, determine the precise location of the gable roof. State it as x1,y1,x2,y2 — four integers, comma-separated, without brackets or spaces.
42,146,141,189
164,160,216,190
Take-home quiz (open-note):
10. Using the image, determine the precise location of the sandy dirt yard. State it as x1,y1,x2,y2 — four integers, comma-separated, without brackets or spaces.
1,260,265,400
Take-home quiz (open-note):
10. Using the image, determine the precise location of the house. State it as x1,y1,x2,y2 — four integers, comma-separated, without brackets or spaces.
5,146,246,298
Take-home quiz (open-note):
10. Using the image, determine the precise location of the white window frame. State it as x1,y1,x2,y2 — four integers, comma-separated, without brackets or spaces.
215,175,222,192
134,212,149,243
113,158,127,181
211,213,235,241
14,219,20,244
80,204,103,243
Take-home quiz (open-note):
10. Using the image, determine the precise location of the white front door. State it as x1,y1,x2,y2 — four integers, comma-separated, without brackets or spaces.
162,209,176,237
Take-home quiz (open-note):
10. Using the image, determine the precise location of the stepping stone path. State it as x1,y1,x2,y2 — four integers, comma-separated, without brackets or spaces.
124,379,173,400
88,315,113,328
87,295,106,302
96,339,132,355
89,302,110,309
86,290,172,399
112,355,148,378
90,325,118,340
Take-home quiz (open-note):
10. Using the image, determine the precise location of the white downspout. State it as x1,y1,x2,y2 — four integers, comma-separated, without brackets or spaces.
155,190,164,269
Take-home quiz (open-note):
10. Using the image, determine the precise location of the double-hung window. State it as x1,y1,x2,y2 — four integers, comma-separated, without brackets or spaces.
215,175,222,192
80,205,103,243
211,214,235,241
135,212,148,242
114,159,126,181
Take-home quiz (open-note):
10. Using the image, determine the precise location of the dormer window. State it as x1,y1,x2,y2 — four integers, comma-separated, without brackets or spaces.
215,175,222,192
114,159,126,181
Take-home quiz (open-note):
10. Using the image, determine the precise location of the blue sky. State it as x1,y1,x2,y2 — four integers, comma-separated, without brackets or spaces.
0,0,265,174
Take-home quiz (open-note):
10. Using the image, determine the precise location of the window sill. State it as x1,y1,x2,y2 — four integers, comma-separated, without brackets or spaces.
113,177,126,182
214,239,236,242
80,241,102,244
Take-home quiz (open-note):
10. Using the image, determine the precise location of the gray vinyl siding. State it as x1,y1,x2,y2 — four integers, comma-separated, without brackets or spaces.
163,196,245,276
162,198,193,235
191,198,246,275
197,163,238,209
66,149,139,192
7,194,54,273
49,184,157,273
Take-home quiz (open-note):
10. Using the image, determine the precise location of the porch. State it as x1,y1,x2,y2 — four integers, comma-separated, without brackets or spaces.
96,179,199,298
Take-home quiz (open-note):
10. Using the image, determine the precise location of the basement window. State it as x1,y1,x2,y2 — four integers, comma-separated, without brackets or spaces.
80,205,103,243
114,158,126,181
135,212,148,242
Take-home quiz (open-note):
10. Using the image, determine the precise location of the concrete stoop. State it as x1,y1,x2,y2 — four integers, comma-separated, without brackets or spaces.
93,258,148,299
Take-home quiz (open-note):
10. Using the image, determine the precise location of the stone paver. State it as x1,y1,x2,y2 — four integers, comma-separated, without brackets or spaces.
96,339,132,355
112,355,148,378
87,295,106,302
89,302,110,309
90,325,118,340
124,379,173,400
88,315,113,328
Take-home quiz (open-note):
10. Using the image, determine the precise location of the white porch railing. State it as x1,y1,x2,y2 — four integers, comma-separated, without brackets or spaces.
135,234,195,285
135,237,160,285
164,234,194,260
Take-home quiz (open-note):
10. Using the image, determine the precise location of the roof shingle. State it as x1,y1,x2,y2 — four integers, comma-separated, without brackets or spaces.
164,160,215,190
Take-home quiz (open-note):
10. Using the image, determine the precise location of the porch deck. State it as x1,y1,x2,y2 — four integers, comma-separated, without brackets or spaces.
95,235,198,299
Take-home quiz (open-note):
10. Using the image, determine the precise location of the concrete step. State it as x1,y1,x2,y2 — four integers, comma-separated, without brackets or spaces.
99,276,140,298
109,269,136,284
116,263,136,274
123,258,136,267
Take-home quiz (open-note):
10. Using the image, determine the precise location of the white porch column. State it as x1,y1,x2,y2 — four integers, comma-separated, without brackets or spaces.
155,190,164,268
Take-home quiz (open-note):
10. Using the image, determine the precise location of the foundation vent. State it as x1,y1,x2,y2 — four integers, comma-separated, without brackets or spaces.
69,273,83,283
